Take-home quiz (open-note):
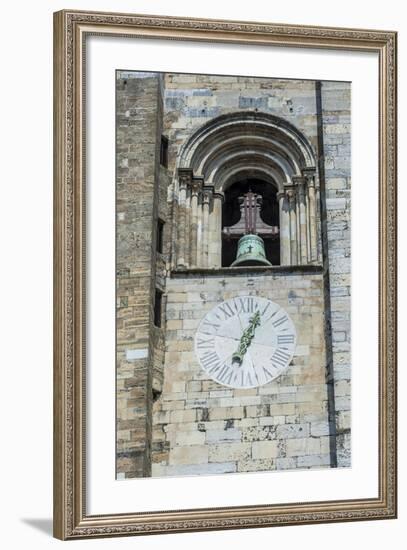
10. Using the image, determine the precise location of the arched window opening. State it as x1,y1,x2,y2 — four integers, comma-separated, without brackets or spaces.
174,112,320,269
222,179,280,267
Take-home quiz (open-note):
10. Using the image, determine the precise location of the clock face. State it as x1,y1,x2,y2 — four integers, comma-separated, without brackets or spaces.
195,296,296,389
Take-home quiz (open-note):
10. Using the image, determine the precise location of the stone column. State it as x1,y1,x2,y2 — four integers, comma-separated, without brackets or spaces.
185,185,191,261
305,191,311,263
307,174,318,262
315,181,322,263
196,199,203,267
209,193,223,268
189,181,200,267
295,190,301,263
176,170,191,268
287,187,298,265
201,189,211,267
298,179,308,265
278,191,291,266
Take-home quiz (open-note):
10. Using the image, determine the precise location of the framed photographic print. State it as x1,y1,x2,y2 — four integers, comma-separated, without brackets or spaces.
53,9,397,540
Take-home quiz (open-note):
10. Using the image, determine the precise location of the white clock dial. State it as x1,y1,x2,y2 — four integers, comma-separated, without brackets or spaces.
195,296,296,389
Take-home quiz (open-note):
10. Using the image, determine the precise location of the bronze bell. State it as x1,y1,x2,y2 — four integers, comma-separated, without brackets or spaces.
231,234,272,267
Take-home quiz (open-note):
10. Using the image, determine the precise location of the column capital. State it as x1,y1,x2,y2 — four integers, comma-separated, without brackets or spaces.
178,168,193,189
292,175,306,185
298,181,307,200
302,167,317,188
190,179,203,196
213,191,225,203
202,186,214,204
306,175,316,188
283,184,297,203
302,166,316,176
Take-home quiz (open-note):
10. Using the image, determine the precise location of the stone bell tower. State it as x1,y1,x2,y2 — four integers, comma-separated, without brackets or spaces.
116,71,351,479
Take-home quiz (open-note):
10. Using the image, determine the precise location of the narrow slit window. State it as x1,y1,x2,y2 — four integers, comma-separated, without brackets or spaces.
156,219,164,254
160,135,168,167
154,289,163,328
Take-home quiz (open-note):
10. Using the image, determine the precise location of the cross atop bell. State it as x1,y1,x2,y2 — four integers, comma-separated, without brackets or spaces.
228,191,273,267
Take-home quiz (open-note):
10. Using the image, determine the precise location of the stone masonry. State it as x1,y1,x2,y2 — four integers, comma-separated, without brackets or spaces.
116,73,168,478
116,71,351,478
152,268,331,476
319,82,351,466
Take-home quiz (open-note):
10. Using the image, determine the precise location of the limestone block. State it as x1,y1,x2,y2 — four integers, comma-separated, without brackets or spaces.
209,442,251,463
152,462,236,477
235,418,259,428
252,440,279,459
169,445,209,465
175,431,206,446
297,454,331,468
242,425,277,442
276,423,310,439
276,457,297,470
337,410,351,431
269,403,296,416
205,429,242,443
170,409,197,423
334,396,351,411
286,437,321,457
237,458,275,472
310,422,331,437
210,407,244,420
259,416,285,426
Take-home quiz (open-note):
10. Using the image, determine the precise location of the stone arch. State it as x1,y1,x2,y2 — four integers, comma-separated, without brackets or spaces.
175,112,320,269
178,111,316,190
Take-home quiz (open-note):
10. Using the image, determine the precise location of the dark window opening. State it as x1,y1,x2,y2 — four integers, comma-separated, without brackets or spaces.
156,219,164,254
160,135,168,167
152,388,162,402
222,178,280,267
154,289,163,327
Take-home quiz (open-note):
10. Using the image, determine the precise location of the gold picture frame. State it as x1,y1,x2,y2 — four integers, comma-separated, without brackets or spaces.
53,9,397,540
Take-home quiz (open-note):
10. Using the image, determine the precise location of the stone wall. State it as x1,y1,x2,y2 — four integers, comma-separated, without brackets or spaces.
163,75,322,270
115,71,351,478
116,73,166,478
152,268,333,476
163,74,320,174
320,82,351,467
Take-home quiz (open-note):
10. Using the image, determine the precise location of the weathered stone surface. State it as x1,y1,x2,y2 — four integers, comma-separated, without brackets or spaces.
169,445,209,465
117,72,351,478
116,74,167,478
252,441,279,460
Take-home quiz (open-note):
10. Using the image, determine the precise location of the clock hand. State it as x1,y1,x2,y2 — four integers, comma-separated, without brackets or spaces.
232,310,261,365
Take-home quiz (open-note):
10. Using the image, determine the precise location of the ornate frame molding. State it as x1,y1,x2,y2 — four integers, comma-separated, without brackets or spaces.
53,9,397,540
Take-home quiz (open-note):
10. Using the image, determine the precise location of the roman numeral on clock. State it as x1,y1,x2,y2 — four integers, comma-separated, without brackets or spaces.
196,336,215,350
233,296,259,314
271,348,291,369
236,369,258,387
272,314,288,328
262,366,275,383
245,297,257,313
216,363,234,385
200,351,221,372
217,302,235,320
277,333,295,345
202,320,220,333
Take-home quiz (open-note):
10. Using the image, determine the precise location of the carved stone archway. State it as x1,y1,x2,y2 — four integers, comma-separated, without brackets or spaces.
174,111,320,268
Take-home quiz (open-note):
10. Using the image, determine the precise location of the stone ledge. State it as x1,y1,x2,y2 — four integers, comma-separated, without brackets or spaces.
171,264,323,278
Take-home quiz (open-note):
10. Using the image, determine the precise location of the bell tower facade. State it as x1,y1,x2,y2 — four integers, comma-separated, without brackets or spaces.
116,72,351,479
